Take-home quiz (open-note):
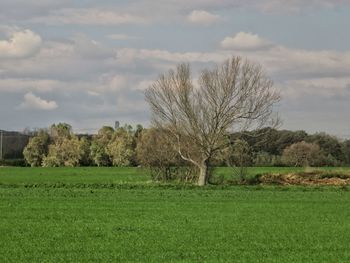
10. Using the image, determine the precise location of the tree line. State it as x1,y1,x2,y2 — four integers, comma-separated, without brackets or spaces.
23,123,350,169
230,128,350,167
20,56,350,186
0,131,30,160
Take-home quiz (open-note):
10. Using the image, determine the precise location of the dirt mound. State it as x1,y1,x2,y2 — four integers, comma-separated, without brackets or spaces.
259,172,350,186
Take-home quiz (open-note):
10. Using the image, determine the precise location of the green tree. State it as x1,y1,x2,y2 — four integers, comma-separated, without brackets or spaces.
79,136,92,166
23,130,50,167
42,135,83,167
306,133,345,164
342,140,350,165
90,126,114,166
107,127,135,167
49,123,72,141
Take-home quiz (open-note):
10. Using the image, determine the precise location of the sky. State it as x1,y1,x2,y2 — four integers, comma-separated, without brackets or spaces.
0,0,350,137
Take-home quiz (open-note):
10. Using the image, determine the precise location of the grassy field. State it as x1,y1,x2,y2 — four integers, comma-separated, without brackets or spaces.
0,167,148,186
1,167,350,262
1,166,349,187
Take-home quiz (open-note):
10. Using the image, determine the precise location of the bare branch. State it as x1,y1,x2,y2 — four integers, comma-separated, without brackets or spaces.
145,56,281,185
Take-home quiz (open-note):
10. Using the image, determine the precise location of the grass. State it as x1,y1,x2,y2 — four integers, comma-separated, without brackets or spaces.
1,167,350,262
1,166,349,187
0,167,149,187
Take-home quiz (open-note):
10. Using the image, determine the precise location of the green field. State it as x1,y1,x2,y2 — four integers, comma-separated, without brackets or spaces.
1,167,350,262
1,166,349,187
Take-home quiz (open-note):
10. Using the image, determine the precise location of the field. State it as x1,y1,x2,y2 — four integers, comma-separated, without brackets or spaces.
1,167,350,262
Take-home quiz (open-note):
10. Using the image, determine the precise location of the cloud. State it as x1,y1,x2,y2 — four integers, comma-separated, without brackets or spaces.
0,39,116,81
0,78,62,93
106,34,140,40
256,0,349,13
18,92,58,110
87,90,100,96
96,74,128,92
220,32,273,51
280,77,350,98
116,48,226,64
0,29,42,58
1,30,349,135
0,0,349,26
29,8,147,25
72,34,114,59
187,10,221,25
136,80,154,91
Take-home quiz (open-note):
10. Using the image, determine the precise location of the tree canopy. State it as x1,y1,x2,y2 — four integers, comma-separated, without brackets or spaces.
145,56,280,185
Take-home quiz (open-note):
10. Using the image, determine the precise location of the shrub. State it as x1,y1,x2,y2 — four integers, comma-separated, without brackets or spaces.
282,141,324,167
107,128,135,167
42,136,84,167
23,130,50,167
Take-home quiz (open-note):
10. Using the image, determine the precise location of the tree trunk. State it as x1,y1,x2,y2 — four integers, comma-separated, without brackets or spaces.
198,159,209,186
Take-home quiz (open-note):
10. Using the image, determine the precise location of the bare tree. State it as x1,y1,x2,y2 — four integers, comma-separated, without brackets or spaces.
145,56,280,186
282,141,324,167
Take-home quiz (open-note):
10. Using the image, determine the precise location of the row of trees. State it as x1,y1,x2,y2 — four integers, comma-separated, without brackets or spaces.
231,128,350,167
23,123,141,167
23,123,350,169
22,57,350,185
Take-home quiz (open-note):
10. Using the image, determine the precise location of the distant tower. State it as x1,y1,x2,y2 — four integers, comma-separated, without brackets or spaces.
115,121,120,130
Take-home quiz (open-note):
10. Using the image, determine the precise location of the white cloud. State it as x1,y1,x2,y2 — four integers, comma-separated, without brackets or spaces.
1,30,349,135
136,80,154,91
116,48,226,64
0,38,116,81
220,32,273,50
87,90,100,96
0,29,42,58
18,92,58,110
72,34,114,59
0,78,61,92
0,0,348,26
256,0,349,13
30,8,147,25
106,34,140,40
187,10,221,25
280,77,350,98
95,74,129,93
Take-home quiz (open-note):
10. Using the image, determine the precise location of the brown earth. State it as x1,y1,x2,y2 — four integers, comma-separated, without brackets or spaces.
259,173,350,186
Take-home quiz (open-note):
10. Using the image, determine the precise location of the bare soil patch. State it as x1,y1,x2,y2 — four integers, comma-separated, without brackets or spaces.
259,170,350,186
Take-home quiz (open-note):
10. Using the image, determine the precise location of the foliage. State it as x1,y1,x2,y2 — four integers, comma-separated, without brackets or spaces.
106,127,135,167
19,122,350,170
136,128,193,181
306,132,346,163
23,130,50,167
0,131,30,159
79,136,92,166
253,152,284,167
342,140,350,165
282,141,324,167
224,139,251,181
42,136,84,167
136,129,177,168
233,128,307,156
0,159,27,167
90,126,114,166
49,123,72,141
